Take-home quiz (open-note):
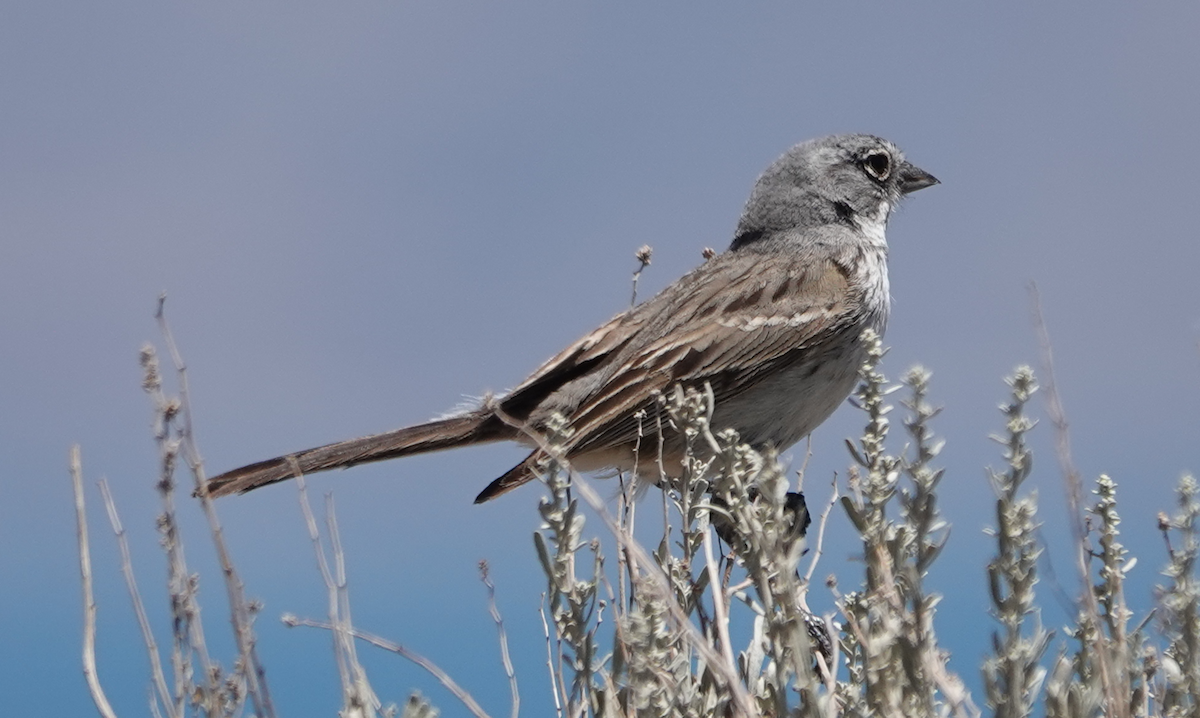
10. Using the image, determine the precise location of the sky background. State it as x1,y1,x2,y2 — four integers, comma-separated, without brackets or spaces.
3,2,1200,715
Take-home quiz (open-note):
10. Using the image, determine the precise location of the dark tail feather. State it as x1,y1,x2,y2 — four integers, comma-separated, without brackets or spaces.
474,451,541,504
205,413,506,498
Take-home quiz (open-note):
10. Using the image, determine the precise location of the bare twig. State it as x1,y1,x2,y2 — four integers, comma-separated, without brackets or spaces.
701,525,738,680
71,446,119,718
295,471,338,638
804,476,840,585
630,244,653,306
479,562,519,718
1028,286,1087,559
797,435,814,488
329,494,383,716
155,296,276,718
538,598,565,718
283,617,493,718
293,461,382,716
1028,282,1117,713
617,473,632,617
98,479,177,718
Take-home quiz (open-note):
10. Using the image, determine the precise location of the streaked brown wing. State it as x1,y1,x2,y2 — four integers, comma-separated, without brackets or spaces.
495,308,647,421
564,253,857,453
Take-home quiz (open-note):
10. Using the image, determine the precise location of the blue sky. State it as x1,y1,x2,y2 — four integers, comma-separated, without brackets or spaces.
3,2,1199,715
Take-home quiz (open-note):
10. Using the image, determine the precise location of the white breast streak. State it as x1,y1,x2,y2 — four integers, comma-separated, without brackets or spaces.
716,308,834,331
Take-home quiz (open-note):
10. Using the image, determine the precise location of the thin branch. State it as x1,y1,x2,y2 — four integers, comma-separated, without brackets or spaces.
294,464,382,716
71,446,119,718
797,435,814,487
630,245,653,306
804,476,840,585
283,617,493,718
1028,285,1087,558
701,524,738,680
295,470,348,692
1028,283,1117,714
141,344,213,711
148,685,165,718
329,493,383,716
538,598,565,718
155,295,276,718
98,479,177,718
479,562,519,718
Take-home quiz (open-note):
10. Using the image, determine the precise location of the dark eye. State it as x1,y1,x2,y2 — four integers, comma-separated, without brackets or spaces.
862,152,891,181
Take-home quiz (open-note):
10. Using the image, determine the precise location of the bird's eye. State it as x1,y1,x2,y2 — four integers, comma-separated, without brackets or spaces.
862,152,891,181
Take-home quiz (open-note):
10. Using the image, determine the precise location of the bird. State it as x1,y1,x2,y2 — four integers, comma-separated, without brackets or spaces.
203,134,938,504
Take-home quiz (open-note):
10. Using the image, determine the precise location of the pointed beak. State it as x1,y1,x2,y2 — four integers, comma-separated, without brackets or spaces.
897,162,939,195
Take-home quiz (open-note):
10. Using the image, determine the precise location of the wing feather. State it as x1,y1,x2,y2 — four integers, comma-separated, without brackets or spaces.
564,253,858,452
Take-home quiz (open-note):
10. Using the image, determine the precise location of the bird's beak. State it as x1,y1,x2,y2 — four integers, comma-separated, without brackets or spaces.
897,162,939,195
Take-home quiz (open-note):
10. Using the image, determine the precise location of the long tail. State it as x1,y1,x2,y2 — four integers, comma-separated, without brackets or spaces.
204,413,508,498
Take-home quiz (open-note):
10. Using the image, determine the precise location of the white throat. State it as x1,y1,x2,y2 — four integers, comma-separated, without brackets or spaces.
853,201,891,248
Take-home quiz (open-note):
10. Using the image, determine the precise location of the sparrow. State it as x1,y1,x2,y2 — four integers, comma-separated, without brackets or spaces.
204,134,937,504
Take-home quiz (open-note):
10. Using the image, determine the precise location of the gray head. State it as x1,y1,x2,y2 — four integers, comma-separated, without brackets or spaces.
731,134,938,250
